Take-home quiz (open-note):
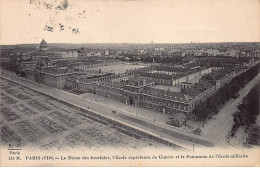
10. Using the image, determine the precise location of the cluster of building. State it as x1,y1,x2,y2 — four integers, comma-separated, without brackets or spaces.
12,40,123,89
1,39,259,118
134,64,213,86
193,49,241,57
24,57,123,89
114,42,260,59
182,67,243,101
66,61,247,116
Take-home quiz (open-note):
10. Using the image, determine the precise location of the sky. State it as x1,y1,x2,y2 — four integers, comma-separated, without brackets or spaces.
0,0,259,45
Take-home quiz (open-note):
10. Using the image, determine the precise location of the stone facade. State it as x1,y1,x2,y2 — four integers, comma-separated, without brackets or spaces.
73,77,194,115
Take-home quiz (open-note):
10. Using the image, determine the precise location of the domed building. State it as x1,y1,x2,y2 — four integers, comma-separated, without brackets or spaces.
40,39,48,50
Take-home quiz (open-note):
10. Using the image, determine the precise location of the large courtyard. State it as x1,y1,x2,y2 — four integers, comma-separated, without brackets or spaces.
86,62,149,74
0,78,171,151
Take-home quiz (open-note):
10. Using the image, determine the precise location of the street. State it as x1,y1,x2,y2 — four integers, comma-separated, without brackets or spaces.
201,73,260,147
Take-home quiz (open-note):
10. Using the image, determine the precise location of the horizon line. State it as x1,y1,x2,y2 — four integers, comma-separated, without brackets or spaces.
1,41,260,46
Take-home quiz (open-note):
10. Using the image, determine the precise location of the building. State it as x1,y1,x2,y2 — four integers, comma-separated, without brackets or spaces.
66,71,118,92
251,50,260,58
196,57,242,67
202,68,237,89
39,39,48,50
86,51,102,57
70,76,195,115
105,50,109,56
206,49,219,56
54,51,78,59
183,79,216,103
25,57,77,88
228,49,240,57
135,64,212,86
194,50,205,56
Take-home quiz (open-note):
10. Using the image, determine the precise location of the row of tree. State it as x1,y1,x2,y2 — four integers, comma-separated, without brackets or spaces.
231,82,260,135
192,63,260,122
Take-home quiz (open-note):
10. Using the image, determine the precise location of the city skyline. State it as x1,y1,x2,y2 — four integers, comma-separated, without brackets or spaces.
0,0,259,45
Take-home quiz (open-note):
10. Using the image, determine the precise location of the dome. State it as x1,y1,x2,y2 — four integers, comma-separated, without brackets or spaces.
40,39,48,49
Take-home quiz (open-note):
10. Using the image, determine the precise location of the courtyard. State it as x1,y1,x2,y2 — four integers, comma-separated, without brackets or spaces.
85,62,149,74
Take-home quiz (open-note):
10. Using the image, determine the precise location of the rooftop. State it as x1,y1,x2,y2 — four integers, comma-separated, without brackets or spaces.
203,68,234,81
183,79,215,98
153,85,181,93
138,65,211,80
41,67,73,75
144,86,190,103
98,79,126,88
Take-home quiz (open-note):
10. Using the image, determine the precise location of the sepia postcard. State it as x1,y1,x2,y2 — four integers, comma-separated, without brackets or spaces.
0,0,259,167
